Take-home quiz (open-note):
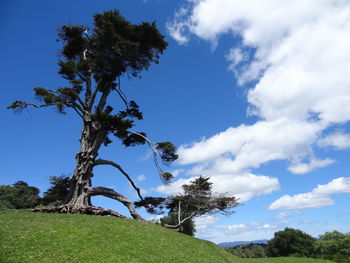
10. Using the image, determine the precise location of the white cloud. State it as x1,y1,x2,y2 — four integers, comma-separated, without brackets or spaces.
166,7,191,44
269,193,334,210
226,223,248,234
210,174,279,202
276,212,289,220
136,174,146,182
154,177,190,195
166,0,350,193
170,169,184,178
313,177,350,195
318,132,350,150
269,177,350,210
287,158,335,175
178,119,323,170
262,224,279,230
223,221,279,236
195,215,218,233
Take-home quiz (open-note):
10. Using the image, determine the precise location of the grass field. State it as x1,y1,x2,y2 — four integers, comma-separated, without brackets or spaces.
0,210,334,263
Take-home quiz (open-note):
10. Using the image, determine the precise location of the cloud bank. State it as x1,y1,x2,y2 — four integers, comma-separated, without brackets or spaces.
160,0,350,206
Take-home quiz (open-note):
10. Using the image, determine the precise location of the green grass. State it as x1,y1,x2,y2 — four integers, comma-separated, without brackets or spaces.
0,210,334,263
251,258,334,263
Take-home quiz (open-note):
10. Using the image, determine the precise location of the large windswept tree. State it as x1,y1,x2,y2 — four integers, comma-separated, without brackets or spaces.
8,10,177,220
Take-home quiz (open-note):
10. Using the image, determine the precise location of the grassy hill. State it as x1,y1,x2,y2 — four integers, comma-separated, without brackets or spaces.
0,210,334,263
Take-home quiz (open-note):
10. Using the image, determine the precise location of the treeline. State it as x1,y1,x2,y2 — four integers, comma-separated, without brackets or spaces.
227,228,350,263
0,176,69,210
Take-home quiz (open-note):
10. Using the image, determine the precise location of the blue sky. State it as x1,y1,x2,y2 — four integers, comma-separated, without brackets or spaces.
1,0,350,243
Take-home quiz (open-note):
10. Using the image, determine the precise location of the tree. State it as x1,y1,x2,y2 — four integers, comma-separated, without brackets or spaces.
228,244,267,258
8,10,177,220
160,212,196,236
0,181,40,210
136,176,238,231
41,176,70,206
266,228,315,257
314,231,350,263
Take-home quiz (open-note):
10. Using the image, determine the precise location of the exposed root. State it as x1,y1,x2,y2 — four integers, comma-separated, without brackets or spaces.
32,205,130,219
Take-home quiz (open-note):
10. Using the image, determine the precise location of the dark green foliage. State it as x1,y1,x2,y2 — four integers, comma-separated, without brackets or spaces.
0,181,40,210
160,212,196,236
267,228,315,257
41,176,70,206
228,244,267,258
314,231,350,263
156,142,179,164
167,176,238,217
134,197,166,214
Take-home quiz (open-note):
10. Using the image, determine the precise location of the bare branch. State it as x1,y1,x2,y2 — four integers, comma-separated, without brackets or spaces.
88,186,143,220
127,131,166,181
10,102,57,110
163,209,200,230
94,158,143,201
115,77,129,109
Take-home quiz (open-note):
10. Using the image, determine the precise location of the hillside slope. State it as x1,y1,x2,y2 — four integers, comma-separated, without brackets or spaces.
0,210,243,263
0,210,334,263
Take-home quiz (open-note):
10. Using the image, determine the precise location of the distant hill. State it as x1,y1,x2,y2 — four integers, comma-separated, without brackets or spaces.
218,239,269,248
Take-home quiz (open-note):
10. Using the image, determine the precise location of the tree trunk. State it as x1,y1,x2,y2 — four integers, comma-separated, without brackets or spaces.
66,118,104,209
33,113,144,220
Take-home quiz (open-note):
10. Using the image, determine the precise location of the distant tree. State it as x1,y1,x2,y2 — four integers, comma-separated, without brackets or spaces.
136,176,238,232
228,244,267,258
41,176,70,206
314,231,350,263
0,181,40,210
8,10,177,219
160,212,196,236
266,228,315,257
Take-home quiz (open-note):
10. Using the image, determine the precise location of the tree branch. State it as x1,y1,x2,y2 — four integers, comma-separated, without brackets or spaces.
127,131,166,181
94,158,143,201
115,77,129,109
163,209,200,230
13,102,57,109
88,186,143,220
70,105,84,119
96,90,110,112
